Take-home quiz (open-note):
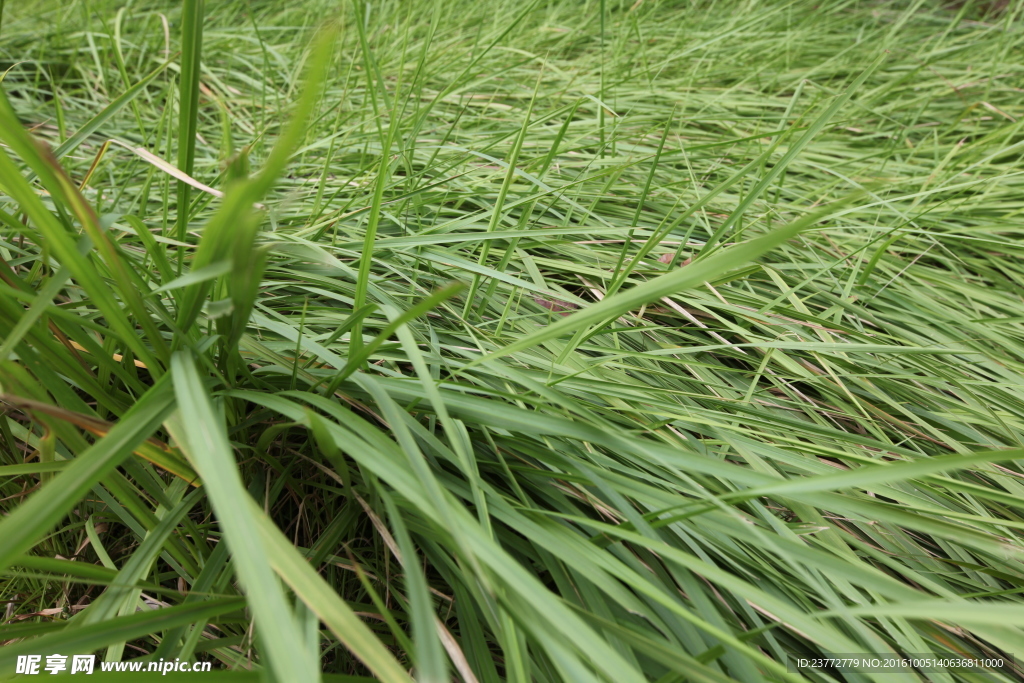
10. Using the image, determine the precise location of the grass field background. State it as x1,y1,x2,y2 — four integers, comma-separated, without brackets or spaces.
2,0,1024,681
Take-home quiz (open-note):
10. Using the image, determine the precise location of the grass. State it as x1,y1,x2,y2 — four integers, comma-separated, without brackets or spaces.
1,0,1024,681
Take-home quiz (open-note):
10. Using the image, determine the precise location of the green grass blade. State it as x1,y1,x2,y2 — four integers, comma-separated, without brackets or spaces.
169,351,320,683
175,0,205,246
0,374,175,574
247,495,415,683
173,25,338,333
0,598,246,671
468,194,862,368
51,59,172,161
698,53,885,255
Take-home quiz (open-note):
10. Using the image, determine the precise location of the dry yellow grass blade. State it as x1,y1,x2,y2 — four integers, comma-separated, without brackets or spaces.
0,394,199,484
68,340,148,369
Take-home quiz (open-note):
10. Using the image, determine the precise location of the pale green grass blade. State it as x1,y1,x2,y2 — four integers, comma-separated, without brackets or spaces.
470,195,861,367
52,59,171,161
173,25,337,333
169,351,320,683
698,54,886,255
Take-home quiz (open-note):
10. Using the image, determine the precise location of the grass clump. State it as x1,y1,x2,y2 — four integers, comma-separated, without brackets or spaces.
2,0,1024,681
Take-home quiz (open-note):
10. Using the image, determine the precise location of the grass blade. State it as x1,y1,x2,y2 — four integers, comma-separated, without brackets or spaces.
468,194,862,368
169,351,320,683
175,0,205,247
0,374,175,574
